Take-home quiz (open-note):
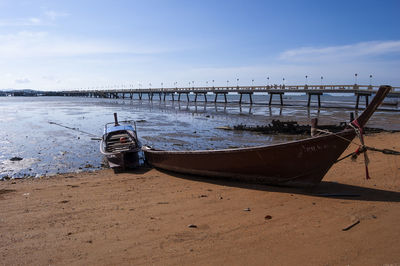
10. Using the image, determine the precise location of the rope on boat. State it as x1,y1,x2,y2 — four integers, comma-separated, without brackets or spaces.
349,120,370,179
317,128,400,156
365,146,400,155
316,129,359,147
331,122,400,180
48,121,99,138
337,146,400,162
335,150,359,163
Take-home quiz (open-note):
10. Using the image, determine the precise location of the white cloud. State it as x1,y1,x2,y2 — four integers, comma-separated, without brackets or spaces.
42,75,61,83
15,78,31,84
44,10,69,20
0,31,127,58
279,41,400,62
0,17,43,27
0,9,69,27
0,31,194,59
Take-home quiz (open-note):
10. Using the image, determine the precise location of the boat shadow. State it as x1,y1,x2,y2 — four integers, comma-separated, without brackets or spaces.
114,166,152,175
158,169,400,203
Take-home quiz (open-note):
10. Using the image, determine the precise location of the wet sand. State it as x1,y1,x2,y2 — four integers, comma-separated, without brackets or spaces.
1,132,399,265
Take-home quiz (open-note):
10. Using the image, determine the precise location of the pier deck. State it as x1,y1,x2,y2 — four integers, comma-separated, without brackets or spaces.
52,84,399,109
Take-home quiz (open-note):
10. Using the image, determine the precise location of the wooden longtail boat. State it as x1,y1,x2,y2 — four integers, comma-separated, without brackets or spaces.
100,113,141,170
142,86,391,187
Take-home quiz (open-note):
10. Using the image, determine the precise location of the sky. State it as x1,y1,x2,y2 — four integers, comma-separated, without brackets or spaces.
0,0,400,91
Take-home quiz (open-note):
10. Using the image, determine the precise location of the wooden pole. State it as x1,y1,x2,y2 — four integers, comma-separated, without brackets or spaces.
311,118,318,137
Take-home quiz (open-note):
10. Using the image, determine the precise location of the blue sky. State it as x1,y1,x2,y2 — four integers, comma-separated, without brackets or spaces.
1,0,400,90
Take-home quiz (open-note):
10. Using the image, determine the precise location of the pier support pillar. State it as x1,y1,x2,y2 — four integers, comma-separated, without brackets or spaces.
162,92,173,101
214,92,228,103
307,92,323,108
178,92,190,102
355,92,371,109
268,92,284,105
194,92,207,102
239,92,253,104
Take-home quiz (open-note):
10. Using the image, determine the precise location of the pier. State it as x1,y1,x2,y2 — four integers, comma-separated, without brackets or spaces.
48,84,399,109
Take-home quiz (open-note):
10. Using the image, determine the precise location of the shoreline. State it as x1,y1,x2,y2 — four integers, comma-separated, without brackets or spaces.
2,129,400,181
1,132,399,265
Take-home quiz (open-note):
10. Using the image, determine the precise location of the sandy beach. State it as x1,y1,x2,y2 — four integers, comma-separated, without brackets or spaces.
1,132,399,265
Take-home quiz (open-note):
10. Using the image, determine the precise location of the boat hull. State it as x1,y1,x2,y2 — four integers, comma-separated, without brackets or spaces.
142,86,391,187
105,149,141,169
143,129,356,187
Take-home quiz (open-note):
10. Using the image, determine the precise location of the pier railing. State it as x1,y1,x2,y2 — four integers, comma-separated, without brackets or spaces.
61,84,400,95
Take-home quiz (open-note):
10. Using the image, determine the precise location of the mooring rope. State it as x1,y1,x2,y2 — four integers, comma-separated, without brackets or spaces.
365,146,400,155
48,121,99,138
316,127,400,157
349,120,371,179
316,129,358,147
322,123,400,179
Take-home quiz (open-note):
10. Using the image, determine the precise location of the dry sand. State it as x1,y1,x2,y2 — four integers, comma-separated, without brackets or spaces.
1,132,400,266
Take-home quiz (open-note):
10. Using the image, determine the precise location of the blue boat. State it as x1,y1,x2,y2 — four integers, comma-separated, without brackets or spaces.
100,113,141,170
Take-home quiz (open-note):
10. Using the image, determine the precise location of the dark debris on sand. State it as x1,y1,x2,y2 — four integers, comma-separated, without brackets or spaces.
233,120,398,135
